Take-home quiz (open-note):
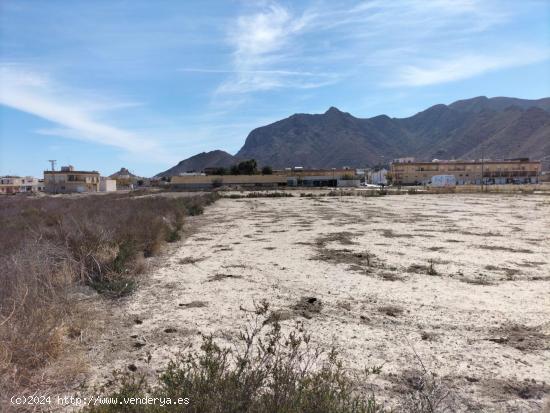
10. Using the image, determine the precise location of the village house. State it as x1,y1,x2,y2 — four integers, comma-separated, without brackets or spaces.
0,176,43,194
43,165,100,193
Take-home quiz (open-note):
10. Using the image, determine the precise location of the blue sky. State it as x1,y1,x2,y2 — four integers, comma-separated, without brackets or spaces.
1,0,549,177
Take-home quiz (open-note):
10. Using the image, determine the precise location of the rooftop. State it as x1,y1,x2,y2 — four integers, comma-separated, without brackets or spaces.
44,170,99,174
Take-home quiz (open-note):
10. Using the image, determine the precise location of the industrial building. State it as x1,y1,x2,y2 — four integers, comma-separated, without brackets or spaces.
169,168,361,189
390,158,541,185
170,174,287,189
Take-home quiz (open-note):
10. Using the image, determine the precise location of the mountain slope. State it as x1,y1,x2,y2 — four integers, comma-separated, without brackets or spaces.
449,96,550,113
235,96,550,168
158,96,550,176
155,150,238,177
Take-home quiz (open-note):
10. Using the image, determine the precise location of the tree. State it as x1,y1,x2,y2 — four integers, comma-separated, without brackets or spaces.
261,166,273,175
212,167,226,175
238,159,257,175
230,159,258,175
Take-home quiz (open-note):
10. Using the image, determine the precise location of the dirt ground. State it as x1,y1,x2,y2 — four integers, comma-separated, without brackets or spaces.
83,192,550,412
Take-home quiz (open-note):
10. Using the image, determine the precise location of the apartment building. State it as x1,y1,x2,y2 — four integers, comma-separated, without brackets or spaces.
44,165,100,193
0,176,43,194
390,159,541,185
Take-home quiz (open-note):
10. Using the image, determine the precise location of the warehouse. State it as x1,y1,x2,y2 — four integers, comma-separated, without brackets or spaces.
390,159,541,185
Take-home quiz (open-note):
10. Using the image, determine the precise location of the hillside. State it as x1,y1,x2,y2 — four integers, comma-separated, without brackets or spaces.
155,150,238,177
158,96,550,175
109,167,137,178
236,96,550,168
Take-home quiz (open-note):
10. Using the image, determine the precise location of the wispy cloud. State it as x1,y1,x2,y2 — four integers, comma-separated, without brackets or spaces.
182,68,334,77
0,64,157,152
215,3,340,94
213,0,547,94
388,48,550,87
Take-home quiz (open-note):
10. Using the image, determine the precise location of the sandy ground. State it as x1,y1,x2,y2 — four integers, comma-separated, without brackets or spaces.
84,192,550,412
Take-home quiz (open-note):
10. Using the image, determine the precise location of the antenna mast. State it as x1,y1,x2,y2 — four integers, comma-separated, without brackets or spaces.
48,160,57,171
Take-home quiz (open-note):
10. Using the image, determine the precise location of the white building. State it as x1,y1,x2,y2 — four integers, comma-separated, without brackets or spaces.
100,178,117,192
367,169,388,185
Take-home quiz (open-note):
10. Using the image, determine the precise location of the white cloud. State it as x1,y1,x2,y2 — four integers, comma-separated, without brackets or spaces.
389,48,550,87
0,64,157,152
215,3,339,94
213,0,547,94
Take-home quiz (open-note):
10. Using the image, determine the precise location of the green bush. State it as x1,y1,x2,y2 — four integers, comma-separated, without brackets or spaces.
113,240,138,273
89,276,137,298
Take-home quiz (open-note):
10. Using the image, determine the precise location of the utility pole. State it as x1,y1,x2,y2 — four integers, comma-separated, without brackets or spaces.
481,144,485,192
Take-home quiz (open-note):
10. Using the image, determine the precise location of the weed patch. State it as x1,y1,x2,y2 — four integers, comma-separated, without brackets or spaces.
378,305,404,317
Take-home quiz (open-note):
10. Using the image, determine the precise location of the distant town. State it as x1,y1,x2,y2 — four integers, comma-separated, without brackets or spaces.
0,157,545,195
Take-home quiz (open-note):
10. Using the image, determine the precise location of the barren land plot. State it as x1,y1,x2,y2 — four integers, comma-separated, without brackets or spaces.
87,193,550,412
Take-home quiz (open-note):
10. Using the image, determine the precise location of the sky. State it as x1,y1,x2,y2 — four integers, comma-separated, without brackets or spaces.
1,0,549,177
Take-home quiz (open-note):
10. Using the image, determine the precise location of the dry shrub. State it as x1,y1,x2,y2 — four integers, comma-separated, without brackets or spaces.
0,192,218,405
85,309,383,413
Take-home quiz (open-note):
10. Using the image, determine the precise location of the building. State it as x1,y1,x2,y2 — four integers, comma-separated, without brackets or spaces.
0,176,43,194
99,178,117,192
44,165,100,193
169,168,362,189
170,174,288,189
390,159,541,185
279,168,360,187
366,168,388,185
392,157,415,164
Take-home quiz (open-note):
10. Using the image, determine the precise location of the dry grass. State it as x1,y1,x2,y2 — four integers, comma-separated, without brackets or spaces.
207,273,243,282
378,305,404,317
0,192,217,406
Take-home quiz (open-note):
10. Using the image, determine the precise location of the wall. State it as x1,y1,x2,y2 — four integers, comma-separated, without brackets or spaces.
337,179,361,187
100,179,117,192
171,174,288,187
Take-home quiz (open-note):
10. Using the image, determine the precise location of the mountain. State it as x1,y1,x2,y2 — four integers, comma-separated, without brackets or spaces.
110,167,137,178
158,96,550,175
235,96,550,168
155,150,238,177
449,96,550,113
